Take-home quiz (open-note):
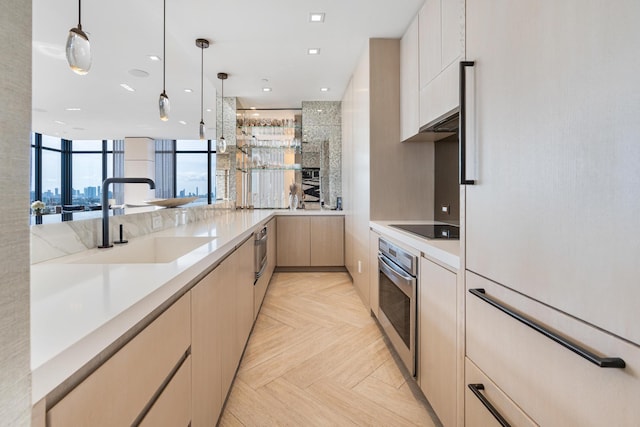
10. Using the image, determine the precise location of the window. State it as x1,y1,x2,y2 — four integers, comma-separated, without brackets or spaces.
71,140,113,206
175,140,215,204
30,133,120,218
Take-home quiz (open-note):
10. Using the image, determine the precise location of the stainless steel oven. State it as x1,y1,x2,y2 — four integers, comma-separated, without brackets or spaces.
254,226,268,281
378,238,418,376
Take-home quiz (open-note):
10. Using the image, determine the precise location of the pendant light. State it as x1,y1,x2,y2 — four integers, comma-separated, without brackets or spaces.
158,0,170,121
66,0,91,75
195,39,209,140
217,72,228,153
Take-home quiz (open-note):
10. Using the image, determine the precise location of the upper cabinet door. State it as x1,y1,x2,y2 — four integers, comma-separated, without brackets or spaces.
400,15,420,142
419,0,442,89
464,0,640,345
418,0,466,128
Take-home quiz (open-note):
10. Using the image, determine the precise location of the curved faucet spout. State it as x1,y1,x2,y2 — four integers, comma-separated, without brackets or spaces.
99,178,156,248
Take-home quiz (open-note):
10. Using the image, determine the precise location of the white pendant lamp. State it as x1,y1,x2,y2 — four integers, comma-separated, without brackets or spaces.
196,38,209,140
159,0,170,121
66,0,91,75
217,72,228,153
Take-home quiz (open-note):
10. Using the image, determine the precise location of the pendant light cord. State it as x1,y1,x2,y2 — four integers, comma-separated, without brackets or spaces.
162,0,166,92
200,46,204,122
78,0,82,28
220,77,224,139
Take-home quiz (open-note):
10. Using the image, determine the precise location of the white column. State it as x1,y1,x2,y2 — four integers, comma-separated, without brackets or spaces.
124,137,156,204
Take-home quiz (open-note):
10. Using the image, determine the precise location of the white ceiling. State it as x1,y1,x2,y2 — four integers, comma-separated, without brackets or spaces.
32,0,424,140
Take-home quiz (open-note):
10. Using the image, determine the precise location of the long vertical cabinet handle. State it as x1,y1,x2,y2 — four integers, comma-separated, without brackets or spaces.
469,288,626,368
467,384,511,427
460,60,475,185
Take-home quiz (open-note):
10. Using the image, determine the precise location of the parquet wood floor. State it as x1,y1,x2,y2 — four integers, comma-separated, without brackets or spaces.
219,272,440,426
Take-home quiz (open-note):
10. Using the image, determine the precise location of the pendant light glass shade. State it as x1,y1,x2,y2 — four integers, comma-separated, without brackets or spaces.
159,91,170,121
218,136,227,153
66,1,91,75
196,38,209,140
217,72,228,154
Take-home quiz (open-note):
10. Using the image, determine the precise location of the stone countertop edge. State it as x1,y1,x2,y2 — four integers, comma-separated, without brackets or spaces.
30,209,345,403
370,221,460,270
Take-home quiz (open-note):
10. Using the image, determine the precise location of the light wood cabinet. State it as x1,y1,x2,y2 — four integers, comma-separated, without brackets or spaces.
47,294,191,427
140,356,192,427
419,256,457,427
465,358,536,427
465,0,640,346
466,272,640,426
235,237,255,360
400,15,421,142
418,0,465,128
277,216,310,266
310,216,344,266
192,235,257,427
368,230,380,317
277,216,344,267
191,261,226,426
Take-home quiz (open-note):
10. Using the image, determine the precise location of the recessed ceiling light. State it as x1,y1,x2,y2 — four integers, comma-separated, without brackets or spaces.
54,120,66,125
179,120,187,125
320,87,330,92
262,87,272,92
120,83,135,92
308,48,320,55
309,12,325,23
65,107,82,111
128,69,149,78
206,108,212,112
184,88,193,93
148,55,161,61
317,109,323,113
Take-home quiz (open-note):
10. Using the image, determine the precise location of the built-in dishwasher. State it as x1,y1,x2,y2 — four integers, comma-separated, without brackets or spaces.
254,226,268,282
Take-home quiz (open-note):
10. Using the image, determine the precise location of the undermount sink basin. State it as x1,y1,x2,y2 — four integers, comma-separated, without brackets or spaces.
65,236,215,264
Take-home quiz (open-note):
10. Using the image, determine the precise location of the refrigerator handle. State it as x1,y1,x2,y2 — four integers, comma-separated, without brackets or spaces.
460,60,476,185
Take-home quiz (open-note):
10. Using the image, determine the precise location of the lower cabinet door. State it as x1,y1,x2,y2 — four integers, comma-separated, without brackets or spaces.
465,358,536,427
419,256,457,427
140,356,192,427
47,294,191,426
466,271,640,426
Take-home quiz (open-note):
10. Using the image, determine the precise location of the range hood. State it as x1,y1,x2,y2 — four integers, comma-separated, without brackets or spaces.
418,109,459,142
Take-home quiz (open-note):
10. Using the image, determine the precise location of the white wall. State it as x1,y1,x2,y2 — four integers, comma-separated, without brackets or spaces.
0,0,32,424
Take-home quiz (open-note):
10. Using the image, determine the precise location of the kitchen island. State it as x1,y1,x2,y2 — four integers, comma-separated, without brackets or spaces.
31,208,344,421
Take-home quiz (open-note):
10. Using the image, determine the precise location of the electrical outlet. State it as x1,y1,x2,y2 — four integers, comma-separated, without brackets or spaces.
357,260,362,274
152,215,162,230
441,205,450,214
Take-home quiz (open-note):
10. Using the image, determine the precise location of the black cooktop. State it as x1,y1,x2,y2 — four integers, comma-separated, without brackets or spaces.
389,224,460,240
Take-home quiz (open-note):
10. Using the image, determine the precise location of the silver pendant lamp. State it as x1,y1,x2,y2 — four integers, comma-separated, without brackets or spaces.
66,0,91,75
196,38,209,140
217,72,228,153
158,0,170,121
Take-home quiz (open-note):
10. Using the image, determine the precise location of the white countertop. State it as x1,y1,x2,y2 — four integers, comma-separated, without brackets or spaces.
30,209,344,402
370,220,460,270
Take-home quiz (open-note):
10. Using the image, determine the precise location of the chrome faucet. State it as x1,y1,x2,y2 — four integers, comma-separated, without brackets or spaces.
99,177,156,248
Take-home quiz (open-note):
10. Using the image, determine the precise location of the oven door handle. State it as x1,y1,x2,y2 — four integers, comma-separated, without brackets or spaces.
378,254,416,296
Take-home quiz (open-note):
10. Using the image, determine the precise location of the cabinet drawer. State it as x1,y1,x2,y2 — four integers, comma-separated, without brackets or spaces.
466,272,640,426
140,356,191,427
47,294,191,426
465,358,536,427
